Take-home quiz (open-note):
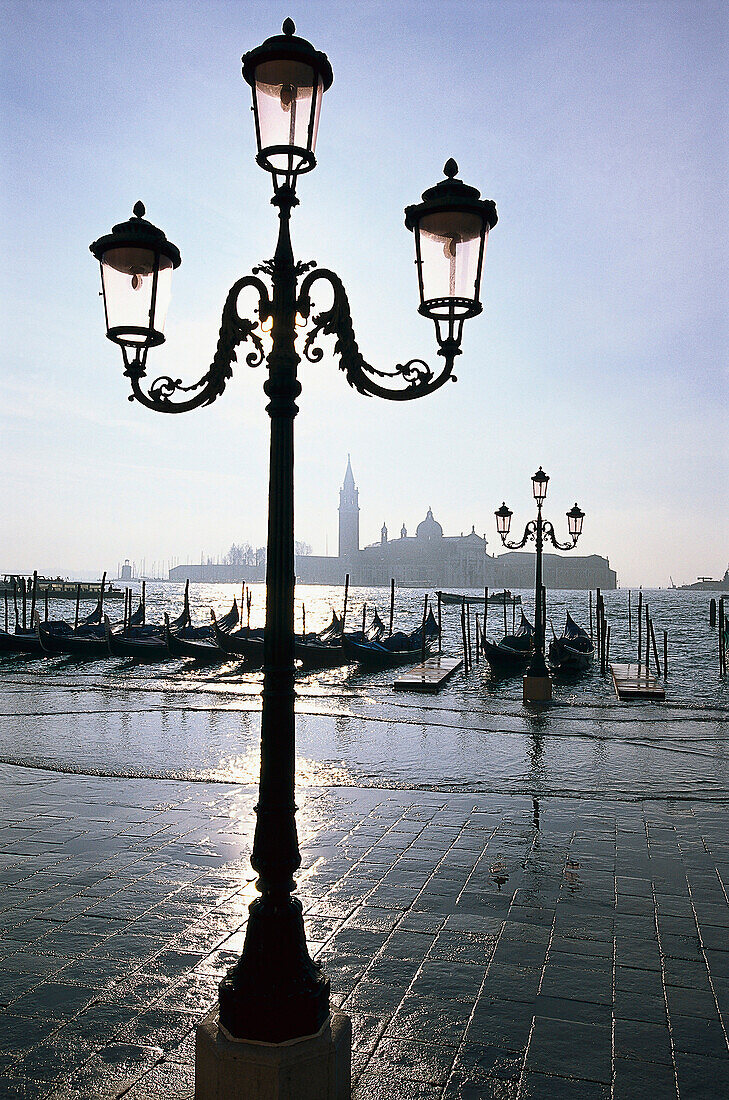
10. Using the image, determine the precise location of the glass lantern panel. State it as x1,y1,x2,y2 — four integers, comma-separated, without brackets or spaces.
102,249,172,344
254,59,322,170
418,210,485,306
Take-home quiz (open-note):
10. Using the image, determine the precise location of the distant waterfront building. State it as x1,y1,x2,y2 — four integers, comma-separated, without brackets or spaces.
169,460,617,589
338,455,360,559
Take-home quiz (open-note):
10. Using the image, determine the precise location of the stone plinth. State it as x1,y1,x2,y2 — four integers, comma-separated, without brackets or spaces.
523,673,552,703
195,1009,351,1100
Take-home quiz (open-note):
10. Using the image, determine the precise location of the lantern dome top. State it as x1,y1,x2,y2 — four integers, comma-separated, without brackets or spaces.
405,161,497,233
242,19,333,91
90,203,181,268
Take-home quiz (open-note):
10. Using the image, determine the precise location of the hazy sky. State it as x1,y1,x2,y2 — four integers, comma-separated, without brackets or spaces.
1,0,726,587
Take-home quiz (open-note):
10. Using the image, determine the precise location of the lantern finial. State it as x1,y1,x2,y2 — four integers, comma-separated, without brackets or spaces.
443,159,458,179
133,201,146,219
282,17,295,35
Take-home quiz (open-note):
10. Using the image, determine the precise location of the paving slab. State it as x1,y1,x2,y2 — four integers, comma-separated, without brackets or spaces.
0,763,728,1098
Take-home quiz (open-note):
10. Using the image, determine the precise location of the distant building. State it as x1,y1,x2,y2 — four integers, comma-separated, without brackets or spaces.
294,462,618,590
169,460,617,590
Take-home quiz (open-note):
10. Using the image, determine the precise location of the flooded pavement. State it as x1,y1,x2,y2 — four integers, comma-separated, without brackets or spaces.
1,583,727,1096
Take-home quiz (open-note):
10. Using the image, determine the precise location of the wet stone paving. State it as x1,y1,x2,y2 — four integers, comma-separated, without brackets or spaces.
0,763,728,1099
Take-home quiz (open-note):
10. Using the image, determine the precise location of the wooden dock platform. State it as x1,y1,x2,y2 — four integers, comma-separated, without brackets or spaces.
393,655,463,693
611,663,666,701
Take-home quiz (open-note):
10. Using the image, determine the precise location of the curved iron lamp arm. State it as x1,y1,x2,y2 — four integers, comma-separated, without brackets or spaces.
542,521,578,552
296,268,460,401
123,275,272,413
501,520,537,551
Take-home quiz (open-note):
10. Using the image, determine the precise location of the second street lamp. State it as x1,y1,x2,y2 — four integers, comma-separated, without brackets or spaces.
495,469,584,704
90,19,497,1099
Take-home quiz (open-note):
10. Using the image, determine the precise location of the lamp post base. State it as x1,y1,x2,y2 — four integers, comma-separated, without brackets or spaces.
523,673,552,703
195,1008,351,1100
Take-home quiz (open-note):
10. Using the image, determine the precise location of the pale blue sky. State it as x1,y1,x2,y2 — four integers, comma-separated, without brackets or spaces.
1,0,726,586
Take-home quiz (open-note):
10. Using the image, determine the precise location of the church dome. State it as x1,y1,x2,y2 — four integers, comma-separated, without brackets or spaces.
416,508,443,541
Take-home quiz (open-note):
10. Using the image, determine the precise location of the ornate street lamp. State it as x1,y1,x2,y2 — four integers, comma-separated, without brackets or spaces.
495,471,584,703
90,18,497,1097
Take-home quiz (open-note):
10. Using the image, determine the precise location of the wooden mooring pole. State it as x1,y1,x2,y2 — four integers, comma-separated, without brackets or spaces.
589,589,593,641
628,589,632,639
650,616,661,678
663,630,668,678
437,590,442,654
709,598,717,628
389,578,395,638
342,573,349,634
420,595,428,665
461,599,469,673
637,589,643,664
29,572,37,631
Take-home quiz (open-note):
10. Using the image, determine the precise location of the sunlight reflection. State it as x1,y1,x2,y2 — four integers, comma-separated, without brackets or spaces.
204,752,359,789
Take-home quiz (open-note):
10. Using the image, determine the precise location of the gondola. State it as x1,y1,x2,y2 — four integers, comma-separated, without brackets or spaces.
342,609,439,667
482,612,535,674
105,588,192,661
35,593,139,659
211,608,348,667
548,612,594,672
298,608,387,669
0,626,44,656
163,599,239,661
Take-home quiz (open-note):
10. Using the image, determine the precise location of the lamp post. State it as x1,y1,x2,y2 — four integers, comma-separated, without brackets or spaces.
495,470,584,703
90,19,496,1098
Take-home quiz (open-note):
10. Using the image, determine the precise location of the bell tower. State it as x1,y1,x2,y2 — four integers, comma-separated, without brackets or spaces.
338,455,360,559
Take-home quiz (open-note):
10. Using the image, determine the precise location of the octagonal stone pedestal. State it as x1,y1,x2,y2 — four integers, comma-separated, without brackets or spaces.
195,1008,351,1100
523,673,552,703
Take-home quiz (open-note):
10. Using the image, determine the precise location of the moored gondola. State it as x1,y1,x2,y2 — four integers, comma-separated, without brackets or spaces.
548,612,594,672
211,608,348,667
105,584,193,661
163,599,239,661
482,612,535,674
343,609,439,667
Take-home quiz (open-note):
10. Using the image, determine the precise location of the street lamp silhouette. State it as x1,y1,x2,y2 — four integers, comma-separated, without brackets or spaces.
495,470,583,702
90,18,497,1097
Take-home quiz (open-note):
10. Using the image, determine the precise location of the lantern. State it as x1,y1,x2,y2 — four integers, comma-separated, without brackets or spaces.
405,159,497,327
242,19,333,187
531,467,549,504
90,202,181,349
495,502,513,538
567,504,585,541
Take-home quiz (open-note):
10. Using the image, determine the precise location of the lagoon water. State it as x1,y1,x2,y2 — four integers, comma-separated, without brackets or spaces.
1,584,727,803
